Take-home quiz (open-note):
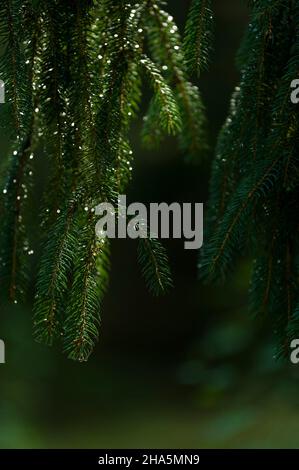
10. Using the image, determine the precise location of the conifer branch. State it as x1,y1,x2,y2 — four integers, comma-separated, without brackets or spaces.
138,237,173,296
201,0,299,356
0,0,209,360
184,0,214,76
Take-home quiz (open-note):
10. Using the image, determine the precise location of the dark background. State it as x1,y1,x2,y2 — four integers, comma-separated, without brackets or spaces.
1,0,299,448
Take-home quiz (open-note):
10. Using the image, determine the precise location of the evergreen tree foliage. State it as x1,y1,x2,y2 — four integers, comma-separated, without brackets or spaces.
200,0,299,358
0,0,207,360
138,236,173,297
184,0,214,76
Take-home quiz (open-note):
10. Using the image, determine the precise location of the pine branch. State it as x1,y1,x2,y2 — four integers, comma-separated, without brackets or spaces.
33,203,78,345
184,0,214,76
138,237,173,296
0,0,209,361
145,0,208,160
140,55,182,135
201,0,299,356
62,222,110,362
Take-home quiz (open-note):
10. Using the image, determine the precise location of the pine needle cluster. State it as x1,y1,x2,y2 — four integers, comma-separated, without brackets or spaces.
200,0,299,357
0,0,207,360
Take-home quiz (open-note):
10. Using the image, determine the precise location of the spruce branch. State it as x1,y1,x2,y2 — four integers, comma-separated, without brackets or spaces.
138,236,173,296
184,0,214,76
0,0,209,361
201,0,299,356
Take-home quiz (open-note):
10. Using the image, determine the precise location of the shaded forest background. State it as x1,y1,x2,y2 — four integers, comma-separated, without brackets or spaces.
1,0,299,448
